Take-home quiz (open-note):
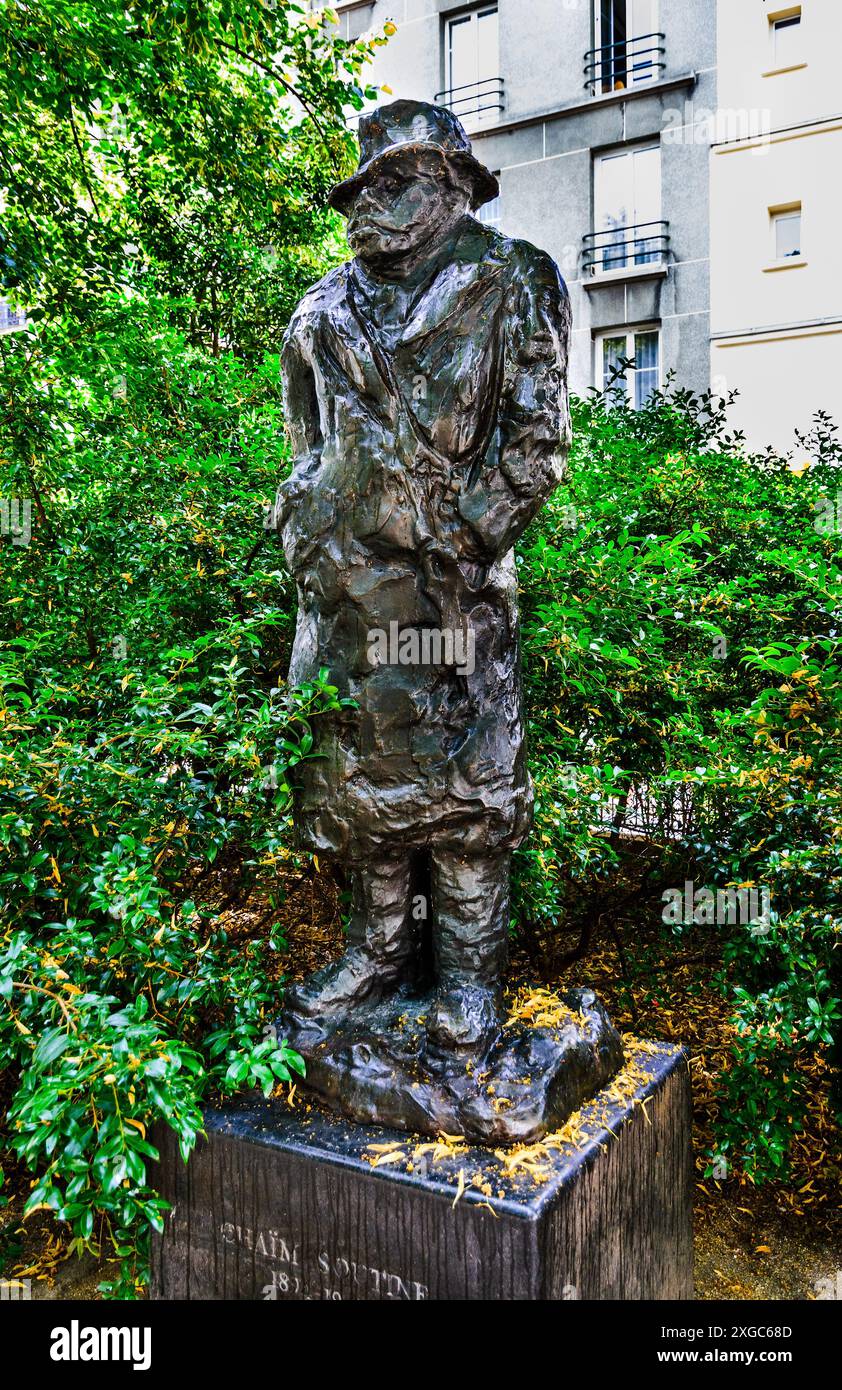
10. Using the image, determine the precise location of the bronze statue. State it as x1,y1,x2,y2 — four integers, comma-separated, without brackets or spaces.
275,101,622,1142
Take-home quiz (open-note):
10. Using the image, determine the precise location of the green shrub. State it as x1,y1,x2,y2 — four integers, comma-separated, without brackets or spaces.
515,384,842,1180
1,0,838,1298
0,0,382,1296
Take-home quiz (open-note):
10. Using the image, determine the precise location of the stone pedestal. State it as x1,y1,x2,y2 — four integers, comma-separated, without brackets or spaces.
151,1041,693,1301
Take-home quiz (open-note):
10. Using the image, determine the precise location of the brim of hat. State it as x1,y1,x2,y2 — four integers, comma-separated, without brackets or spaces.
327,141,499,215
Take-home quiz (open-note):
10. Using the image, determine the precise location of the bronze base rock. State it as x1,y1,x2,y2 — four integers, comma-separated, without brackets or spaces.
279,986,624,1145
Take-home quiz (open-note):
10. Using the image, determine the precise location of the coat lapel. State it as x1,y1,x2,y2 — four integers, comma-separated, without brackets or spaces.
398,221,509,349
321,268,400,423
317,223,511,453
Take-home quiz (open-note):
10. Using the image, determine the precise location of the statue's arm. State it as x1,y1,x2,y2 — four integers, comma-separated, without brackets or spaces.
273,319,324,529
457,247,571,558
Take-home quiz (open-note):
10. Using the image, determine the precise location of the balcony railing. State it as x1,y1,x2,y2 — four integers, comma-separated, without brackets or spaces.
582,220,670,276
584,32,665,95
433,76,504,123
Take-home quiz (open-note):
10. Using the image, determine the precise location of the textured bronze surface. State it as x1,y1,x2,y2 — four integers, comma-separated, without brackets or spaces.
284,986,624,1144
274,100,621,1134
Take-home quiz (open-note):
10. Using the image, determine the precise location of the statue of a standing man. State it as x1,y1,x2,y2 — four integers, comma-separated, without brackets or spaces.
277,100,571,1063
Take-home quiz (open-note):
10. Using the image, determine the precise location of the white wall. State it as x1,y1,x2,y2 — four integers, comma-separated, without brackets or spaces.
710,123,842,335
716,0,842,129
711,0,842,453
712,327,842,454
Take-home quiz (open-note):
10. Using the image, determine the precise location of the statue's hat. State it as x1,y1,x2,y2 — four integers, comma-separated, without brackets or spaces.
328,99,499,215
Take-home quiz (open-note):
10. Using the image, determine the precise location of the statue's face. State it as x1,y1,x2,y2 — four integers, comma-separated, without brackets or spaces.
346,154,470,269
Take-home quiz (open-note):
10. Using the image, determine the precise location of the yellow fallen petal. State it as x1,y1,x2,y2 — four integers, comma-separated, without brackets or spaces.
370,1150,405,1168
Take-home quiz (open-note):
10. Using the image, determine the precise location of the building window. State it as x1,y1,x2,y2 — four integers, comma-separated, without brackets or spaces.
599,328,660,408
320,0,376,42
772,204,802,259
0,298,27,333
477,177,501,227
440,6,502,126
592,144,663,272
771,10,802,67
589,0,662,94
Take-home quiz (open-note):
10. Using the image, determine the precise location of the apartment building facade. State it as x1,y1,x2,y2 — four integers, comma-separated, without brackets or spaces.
710,0,842,452
332,0,717,411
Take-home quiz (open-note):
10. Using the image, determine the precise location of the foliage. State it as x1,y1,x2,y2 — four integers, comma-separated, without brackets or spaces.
0,0,393,353
514,384,842,1181
0,300,354,1292
0,634,345,1292
0,297,355,1292
0,0,374,1295
1,0,839,1298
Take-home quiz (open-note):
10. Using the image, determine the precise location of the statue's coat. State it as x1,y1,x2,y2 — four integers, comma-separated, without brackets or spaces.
277,217,571,860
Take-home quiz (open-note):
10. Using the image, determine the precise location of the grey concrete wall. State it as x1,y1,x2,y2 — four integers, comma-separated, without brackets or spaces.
498,0,589,123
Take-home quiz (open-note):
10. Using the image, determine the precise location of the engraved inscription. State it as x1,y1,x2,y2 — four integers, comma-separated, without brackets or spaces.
219,1223,428,1301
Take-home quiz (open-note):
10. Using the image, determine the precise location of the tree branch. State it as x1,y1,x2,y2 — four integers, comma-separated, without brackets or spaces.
68,106,102,219
216,38,342,176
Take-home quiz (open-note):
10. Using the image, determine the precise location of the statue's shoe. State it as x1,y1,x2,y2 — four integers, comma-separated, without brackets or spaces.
426,982,502,1056
284,946,407,1021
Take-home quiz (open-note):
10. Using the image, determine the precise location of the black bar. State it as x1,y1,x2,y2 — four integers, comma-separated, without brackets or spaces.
8,1297,838,1373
